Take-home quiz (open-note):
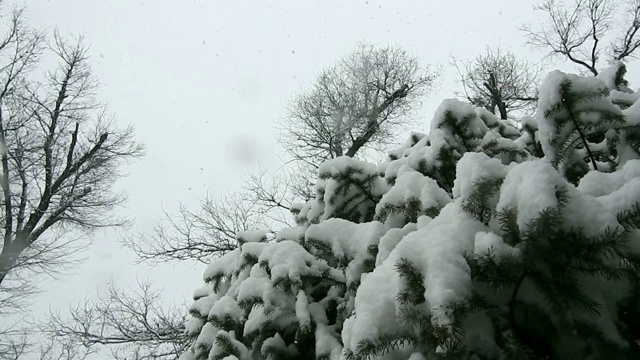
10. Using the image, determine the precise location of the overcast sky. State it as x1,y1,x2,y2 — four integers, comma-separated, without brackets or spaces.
13,0,640,357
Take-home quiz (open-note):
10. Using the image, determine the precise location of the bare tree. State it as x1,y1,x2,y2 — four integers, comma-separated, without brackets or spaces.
0,12,143,353
241,166,313,221
0,279,36,358
522,0,640,75
35,334,95,360
1,316,96,360
43,279,187,360
0,3,45,313
451,48,541,120
0,324,29,360
123,190,270,265
0,25,144,287
279,43,439,169
122,164,312,266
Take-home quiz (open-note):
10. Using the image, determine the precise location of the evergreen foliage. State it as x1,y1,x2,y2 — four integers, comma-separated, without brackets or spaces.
181,62,640,360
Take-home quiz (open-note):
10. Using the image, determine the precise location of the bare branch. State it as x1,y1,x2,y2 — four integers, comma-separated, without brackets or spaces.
522,0,639,75
0,325,30,360
123,189,268,265
123,164,306,266
43,280,189,360
611,0,640,60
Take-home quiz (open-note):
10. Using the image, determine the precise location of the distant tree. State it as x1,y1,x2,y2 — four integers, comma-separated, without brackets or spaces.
0,324,29,360
35,335,95,360
522,0,640,75
44,280,188,360
2,314,95,360
452,48,541,120
279,43,440,169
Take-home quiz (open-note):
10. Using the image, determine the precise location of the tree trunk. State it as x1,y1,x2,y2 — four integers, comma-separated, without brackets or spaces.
0,246,18,285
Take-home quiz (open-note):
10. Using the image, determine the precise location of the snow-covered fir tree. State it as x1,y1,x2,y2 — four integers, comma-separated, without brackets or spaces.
179,61,640,360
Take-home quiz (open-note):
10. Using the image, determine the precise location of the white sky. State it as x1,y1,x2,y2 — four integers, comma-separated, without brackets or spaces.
11,0,640,357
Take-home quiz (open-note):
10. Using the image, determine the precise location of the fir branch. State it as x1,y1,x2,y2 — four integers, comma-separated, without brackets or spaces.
395,258,426,305
239,253,259,272
461,176,503,225
617,202,640,229
497,206,522,246
210,314,242,334
375,197,423,224
211,332,244,360
237,296,264,312
352,334,417,360
566,100,599,170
